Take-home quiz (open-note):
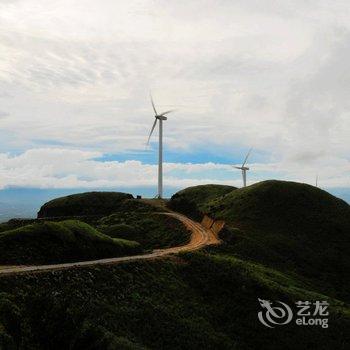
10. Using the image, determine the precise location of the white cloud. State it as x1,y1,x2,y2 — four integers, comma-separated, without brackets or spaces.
0,148,348,190
0,1,349,189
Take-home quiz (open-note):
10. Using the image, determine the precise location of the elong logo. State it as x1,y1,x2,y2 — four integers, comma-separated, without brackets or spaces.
258,299,329,328
258,299,293,328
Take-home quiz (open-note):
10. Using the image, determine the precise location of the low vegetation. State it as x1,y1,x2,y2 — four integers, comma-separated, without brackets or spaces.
98,199,190,249
168,184,236,220
0,194,191,264
0,182,348,349
37,191,134,218
0,220,141,265
0,252,348,349
206,180,350,301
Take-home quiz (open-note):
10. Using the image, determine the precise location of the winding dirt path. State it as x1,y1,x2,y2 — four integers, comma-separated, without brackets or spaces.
0,212,220,276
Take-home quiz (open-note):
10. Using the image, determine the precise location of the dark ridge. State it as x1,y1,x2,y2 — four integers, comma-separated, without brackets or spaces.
37,191,133,218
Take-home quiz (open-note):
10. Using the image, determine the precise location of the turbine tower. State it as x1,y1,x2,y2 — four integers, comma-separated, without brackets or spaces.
146,95,174,198
233,148,252,187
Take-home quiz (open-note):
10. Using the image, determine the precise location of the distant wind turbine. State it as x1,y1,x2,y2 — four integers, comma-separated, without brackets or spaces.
316,174,318,187
146,94,174,198
233,148,252,187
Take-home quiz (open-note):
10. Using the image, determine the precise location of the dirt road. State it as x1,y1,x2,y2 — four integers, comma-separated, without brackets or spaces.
0,212,220,276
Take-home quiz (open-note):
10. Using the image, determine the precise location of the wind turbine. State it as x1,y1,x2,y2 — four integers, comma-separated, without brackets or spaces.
146,95,174,198
233,148,252,187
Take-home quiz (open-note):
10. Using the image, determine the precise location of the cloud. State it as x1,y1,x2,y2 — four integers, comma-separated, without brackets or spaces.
0,1,348,189
0,148,348,190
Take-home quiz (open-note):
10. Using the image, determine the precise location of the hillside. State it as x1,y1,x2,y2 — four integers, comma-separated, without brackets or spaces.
37,191,133,218
0,183,349,349
95,198,191,249
168,184,236,220
206,180,350,300
0,196,191,264
0,254,349,349
99,213,190,250
0,220,141,265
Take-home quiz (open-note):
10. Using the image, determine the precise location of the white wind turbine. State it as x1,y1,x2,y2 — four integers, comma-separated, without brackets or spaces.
146,95,174,198
233,148,252,187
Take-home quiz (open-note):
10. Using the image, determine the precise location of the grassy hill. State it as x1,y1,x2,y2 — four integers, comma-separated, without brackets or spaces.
0,196,190,264
0,182,349,349
168,184,236,220
0,220,141,265
205,180,350,301
37,191,133,218
98,199,190,250
99,213,190,250
0,253,348,350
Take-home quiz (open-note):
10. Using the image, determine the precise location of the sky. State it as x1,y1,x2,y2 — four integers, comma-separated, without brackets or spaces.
0,0,349,209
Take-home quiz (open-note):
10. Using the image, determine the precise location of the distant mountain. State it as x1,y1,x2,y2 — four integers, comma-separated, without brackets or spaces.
0,201,35,222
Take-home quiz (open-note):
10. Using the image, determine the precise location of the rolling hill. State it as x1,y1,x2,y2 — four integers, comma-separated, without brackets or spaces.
0,220,141,264
37,191,134,218
0,182,349,349
205,180,350,300
168,184,236,220
0,193,191,264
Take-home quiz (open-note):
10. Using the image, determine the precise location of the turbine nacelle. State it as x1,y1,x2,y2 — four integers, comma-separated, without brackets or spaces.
234,166,249,171
232,148,253,188
156,115,168,121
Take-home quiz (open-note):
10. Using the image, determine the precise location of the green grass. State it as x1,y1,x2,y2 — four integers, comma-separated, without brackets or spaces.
0,197,190,262
0,183,349,349
37,191,134,218
168,184,236,220
0,220,141,265
101,223,137,238
99,208,190,250
0,252,348,349
205,180,350,301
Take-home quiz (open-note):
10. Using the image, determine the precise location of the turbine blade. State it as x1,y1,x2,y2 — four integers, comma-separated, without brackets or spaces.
160,109,175,116
146,119,157,145
150,93,158,115
242,148,253,167
232,166,242,170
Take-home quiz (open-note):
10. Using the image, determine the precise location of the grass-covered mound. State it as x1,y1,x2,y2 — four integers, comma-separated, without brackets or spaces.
37,191,134,218
0,220,141,265
98,199,190,250
0,252,348,349
0,219,37,233
168,184,236,220
206,180,350,300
